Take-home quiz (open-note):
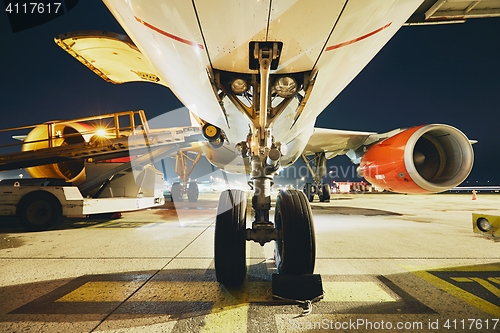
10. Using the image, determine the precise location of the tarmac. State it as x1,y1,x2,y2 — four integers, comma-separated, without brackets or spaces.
0,192,499,332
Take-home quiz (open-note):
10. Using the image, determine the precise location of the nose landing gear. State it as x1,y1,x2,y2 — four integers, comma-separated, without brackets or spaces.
214,185,316,287
213,42,316,287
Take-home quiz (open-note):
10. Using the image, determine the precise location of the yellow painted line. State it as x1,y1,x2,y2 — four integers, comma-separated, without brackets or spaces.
56,281,271,303
55,280,399,304
130,282,222,302
469,278,500,298
405,264,500,272
412,270,500,317
451,277,500,298
129,281,270,303
322,282,395,302
451,277,473,283
202,304,248,333
490,277,500,284
56,281,143,302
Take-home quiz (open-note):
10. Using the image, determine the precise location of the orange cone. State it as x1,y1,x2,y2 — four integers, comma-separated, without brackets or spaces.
472,190,477,200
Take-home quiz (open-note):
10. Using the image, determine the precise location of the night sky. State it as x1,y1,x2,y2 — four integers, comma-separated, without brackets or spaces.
1,2,499,184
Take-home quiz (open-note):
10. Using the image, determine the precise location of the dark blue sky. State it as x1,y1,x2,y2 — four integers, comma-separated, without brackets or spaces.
1,2,499,184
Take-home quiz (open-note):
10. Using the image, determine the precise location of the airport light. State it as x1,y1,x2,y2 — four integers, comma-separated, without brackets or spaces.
95,128,107,137
274,76,297,98
476,217,491,232
231,78,248,94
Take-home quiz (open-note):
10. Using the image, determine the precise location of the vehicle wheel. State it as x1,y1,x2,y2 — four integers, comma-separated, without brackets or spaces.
303,183,315,202
170,182,182,202
274,189,315,275
17,191,62,231
187,181,199,202
320,183,331,202
215,189,247,286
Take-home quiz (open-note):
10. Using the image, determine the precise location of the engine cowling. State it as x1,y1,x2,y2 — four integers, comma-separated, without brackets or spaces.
358,124,474,194
22,122,94,185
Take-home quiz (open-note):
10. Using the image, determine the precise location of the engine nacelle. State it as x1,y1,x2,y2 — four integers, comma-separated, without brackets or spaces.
22,122,94,185
358,124,473,194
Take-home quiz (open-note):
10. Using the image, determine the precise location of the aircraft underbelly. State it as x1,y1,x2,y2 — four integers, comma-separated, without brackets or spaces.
296,0,424,131
103,0,423,151
194,0,344,73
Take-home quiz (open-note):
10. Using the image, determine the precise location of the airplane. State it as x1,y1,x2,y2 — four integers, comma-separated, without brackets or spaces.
14,0,500,287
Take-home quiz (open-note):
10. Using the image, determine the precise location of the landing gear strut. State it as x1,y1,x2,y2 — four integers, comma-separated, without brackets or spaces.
213,42,316,286
170,151,201,202
301,152,331,203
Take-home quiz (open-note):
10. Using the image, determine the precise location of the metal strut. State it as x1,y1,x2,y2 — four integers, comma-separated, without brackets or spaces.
301,152,327,187
247,42,282,246
174,150,202,196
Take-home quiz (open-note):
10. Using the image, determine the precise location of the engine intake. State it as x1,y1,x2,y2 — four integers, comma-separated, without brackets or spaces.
359,124,474,193
22,122,93,184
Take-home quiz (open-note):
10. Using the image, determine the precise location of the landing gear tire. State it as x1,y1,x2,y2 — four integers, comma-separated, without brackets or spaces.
214,189,247,287
187,181,199,202
274,190,315,275
303,183,315,203
170,182,182,202
320,184,331,203
17,191,62,231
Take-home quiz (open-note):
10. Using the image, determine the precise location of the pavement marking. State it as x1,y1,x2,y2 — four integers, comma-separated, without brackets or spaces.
56,281,143,302
202,304,249,333
410,265,500,317
54,281,397,304
130,281,271,303
94,321,176,333
449,277,500,298
322,282,396,302
11,272,433,321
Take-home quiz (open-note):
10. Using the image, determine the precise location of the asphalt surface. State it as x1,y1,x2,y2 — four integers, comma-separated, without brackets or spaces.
0,192,499,332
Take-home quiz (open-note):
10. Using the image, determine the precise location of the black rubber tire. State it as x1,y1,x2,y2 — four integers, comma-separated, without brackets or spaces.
274,190,315,275
214,189,247,286
303,183,315,202
187,181,199,202
170,182,182,202
320,183,331,203
17,191,62,231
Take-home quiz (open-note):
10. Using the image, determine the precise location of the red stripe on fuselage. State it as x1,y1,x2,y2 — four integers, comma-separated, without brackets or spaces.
135,16,204,49
325,22,392,51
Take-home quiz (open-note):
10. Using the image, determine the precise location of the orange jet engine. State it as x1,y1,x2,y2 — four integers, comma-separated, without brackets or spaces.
358,124,474,194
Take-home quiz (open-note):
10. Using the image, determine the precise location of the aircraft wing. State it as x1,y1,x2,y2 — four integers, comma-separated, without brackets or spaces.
406,0,500,25
303,128,374,159
304,126,478,163
54,31,162,85
303,127,403,160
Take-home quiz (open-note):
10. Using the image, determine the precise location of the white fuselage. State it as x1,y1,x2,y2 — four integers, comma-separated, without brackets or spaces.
102,0,423,171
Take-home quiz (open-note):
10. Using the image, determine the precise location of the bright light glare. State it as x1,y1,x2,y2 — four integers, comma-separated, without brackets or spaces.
95,128,107,137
